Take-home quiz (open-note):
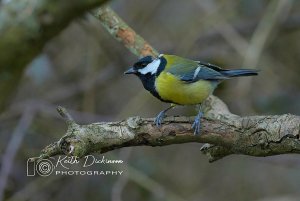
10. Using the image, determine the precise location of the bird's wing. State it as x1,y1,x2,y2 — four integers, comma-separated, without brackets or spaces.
197,61,223,71
166,59,228,83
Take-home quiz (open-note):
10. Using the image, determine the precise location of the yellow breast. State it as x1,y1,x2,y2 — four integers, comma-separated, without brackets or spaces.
155,72,215,105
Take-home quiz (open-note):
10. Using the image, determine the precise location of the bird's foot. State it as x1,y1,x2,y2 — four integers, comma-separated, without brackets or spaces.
192,112,203,135
154,111,166,127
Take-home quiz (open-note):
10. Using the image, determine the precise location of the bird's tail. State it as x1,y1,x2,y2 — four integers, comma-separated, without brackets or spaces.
221,69,259,77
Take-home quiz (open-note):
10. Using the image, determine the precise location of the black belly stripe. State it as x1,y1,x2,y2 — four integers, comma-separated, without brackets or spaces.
139,74,169,103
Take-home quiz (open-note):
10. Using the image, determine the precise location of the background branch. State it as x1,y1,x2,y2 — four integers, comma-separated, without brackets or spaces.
93,6,159,57
0,107,35,201
0,0,109,111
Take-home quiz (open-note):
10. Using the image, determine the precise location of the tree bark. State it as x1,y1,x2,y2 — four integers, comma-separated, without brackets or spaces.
32,96,300,162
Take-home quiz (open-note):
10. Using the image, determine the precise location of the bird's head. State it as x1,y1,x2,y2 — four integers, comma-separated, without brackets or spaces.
124,55,164,78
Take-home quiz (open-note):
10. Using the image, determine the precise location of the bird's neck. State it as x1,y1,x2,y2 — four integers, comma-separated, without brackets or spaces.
138,74,165,102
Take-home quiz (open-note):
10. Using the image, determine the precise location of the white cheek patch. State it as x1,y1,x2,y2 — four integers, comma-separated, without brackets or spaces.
138,59,161,75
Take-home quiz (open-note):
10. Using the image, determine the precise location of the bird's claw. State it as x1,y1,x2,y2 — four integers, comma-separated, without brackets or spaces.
192,112,203,135
154,111,166,127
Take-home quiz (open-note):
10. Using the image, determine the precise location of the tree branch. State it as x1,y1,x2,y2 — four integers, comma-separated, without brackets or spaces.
31,96,300,162
93,6,159,57
31,6,300,162
0,0,109,111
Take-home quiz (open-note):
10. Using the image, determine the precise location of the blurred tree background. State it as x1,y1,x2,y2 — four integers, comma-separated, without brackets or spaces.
1,0,300,200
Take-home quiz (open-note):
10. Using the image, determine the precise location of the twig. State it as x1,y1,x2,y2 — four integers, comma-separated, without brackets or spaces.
57,106,75,126
125,162,185,201
0,99,113,124
236,0,294,113
0,107,35,201
6,176,62,201
107,150,185,201
196,0,249,55
45,65,116,102
111,148,132,201
243,0,293,68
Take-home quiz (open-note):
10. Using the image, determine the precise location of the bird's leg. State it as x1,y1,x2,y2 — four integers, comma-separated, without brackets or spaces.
192,104,203,135
154,104,176,127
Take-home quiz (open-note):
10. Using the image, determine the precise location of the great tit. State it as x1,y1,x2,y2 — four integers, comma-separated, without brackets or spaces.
124,54,258,135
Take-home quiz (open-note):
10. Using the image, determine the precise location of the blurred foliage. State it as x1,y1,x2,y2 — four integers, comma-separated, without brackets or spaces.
1,0,300,201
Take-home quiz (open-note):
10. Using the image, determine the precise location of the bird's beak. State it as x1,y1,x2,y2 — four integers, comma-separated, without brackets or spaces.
124,67,136,75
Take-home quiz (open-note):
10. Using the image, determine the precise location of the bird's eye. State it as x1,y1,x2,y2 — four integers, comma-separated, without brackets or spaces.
141,63,147,67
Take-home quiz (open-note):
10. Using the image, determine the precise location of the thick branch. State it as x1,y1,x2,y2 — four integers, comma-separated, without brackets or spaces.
0,0,109,111
31,103,300,162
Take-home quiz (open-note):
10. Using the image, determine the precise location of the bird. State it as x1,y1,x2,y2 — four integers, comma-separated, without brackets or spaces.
124,54,258,135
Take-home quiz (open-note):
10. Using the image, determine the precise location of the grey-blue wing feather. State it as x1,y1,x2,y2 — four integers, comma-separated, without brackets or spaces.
167,62,228,83
197,61,223,71
181,65,228,82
